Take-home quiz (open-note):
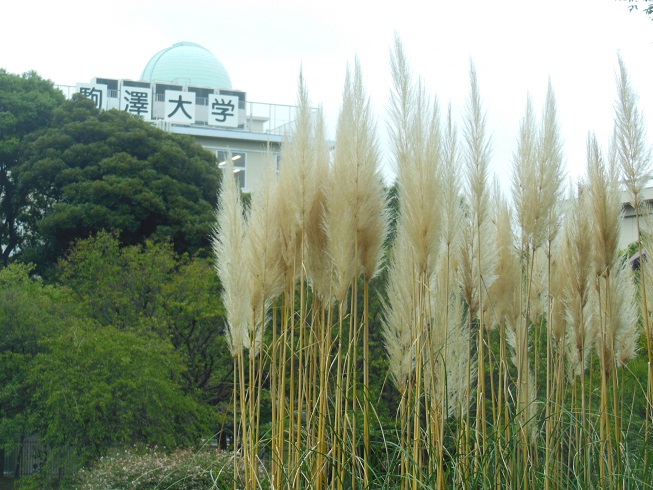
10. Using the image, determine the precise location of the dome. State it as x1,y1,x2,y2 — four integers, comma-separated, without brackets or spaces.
141,42,232,89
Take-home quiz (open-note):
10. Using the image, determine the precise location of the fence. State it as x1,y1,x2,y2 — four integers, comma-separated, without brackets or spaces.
2,435,72,480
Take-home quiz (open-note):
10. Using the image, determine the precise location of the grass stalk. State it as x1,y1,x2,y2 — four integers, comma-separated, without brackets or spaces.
363,279,371,489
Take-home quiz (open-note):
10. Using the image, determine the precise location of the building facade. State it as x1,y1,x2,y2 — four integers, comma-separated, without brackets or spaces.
61,41,299,193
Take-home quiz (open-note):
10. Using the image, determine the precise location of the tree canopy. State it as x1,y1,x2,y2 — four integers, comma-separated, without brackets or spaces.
0,255,220,475
0,262,72,466
14,96,220,269
0,71,221,271
28,321,214,467
57,232,232,403
0,70,65,264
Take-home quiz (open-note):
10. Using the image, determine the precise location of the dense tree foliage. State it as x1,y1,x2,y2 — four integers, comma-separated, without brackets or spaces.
0,70,65,265
57,232,232,403
0,263,72,470
14,96,220,270
1,71,220,271
28,322,214,468
0,258,220,476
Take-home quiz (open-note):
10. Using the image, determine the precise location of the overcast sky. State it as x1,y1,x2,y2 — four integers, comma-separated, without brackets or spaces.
2,0,652,188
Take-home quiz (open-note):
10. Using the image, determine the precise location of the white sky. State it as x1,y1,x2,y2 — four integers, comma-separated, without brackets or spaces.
2,0,652,189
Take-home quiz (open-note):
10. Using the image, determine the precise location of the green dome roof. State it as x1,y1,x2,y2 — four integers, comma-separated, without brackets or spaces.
141,42,232,89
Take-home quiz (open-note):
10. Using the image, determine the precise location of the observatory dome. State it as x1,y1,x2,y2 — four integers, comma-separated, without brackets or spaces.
141,41,232,89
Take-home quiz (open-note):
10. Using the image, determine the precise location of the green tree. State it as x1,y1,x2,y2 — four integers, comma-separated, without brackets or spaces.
0,260,217,479
58,231,176,331
621,0,653,18
0,70,65,265
160,257,233,402
28,321,215,470
14,95,220,270
58,232,232,404
0,263,73,476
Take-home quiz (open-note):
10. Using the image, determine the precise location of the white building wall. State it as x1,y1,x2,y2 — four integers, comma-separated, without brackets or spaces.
619,186,653,250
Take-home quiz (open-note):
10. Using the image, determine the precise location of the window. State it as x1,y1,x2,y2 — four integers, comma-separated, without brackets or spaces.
217,150,246,190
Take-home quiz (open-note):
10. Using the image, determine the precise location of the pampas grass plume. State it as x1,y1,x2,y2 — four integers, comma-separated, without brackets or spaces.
304,108,332,301
561,188,598,379
276,72,318,283
213,157,250,355
587,134,621,278
615,54,652,208
612,263,639,367
512,95,539,250
246,152,285,325
328,59,388,299
539,81,565,244
383,233,416,392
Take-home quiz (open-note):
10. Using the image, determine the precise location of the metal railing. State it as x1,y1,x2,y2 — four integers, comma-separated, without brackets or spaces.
2,435,72,479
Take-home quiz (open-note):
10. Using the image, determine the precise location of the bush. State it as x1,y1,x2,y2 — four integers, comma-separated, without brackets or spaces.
73,446,261,489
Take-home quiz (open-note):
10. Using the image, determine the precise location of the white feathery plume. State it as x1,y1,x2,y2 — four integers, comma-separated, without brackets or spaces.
350,59,389,282
444,306,474,419
464,61,492,237
393,88,443,277
511,86,564,254
246,153,284,339
305,107,333,301
612,263,639,368
587,134,621,280
441,105,463,256
388,34,414,181
383,232,416,393
328,65,358,302
429,258,472,418
488,190,520,329
512,95,539,252
460,61,497,318
328,59,388,301
213,156,250,356
565,296,597,380
389,38,443,279
385,37,443,393
276,72,318,285
539,80,565,246
561,189,597,379
615,54,652,209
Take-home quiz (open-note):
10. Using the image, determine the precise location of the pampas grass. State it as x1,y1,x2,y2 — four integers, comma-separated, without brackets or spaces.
212,155,252,487
386,38,450,489
326,57,388,489
615,53,653,465
213,156,249,357
213,47,651,490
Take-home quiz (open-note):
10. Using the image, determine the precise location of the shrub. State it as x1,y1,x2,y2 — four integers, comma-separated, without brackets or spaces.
72,445,262,489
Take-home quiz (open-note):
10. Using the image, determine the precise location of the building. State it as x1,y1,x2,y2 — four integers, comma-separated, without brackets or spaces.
621,186,653,251
61,41,302,193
